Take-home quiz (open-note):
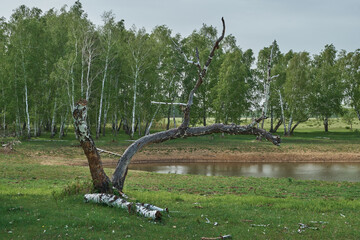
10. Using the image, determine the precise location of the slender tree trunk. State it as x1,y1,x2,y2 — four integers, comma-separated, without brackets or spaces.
81,45,85,98
138,116,141,137
290,121,301,135
173,104,177,128
34,106,37,137
2,107,6,136
59,114,67,139
103,101,110,137
166,104,171,130
131,67,139,138
51,99,57,138
73,100,111,193
24,81,31,139
146,104,161,135
85,51,92,102
269,106,274,132
286,115,293,136
97,37,110,139
278,89,287,135
356,109,360,121
271,119,282,133
324,117,329,132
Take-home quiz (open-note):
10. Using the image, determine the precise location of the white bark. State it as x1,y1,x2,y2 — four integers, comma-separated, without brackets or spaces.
24,77,30,138
97,31,111,138
145,104,161,135
20,48,31,138
131,65,139,138
51,99,57,137
150,101,187,106
287,114,293,136
278,89,287,135
84,193,163,220
173,104,177,128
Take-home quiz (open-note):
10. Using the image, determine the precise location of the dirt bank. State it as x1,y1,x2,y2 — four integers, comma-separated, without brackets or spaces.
96,150,360,168
36,148,360,167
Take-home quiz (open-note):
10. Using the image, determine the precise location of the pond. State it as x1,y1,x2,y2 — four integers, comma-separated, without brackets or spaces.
129,162,360,182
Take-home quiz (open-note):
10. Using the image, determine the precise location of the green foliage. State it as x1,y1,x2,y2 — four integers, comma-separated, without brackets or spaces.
0,3,358,139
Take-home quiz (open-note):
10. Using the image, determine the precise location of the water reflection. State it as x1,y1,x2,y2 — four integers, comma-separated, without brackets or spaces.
129,163,360,182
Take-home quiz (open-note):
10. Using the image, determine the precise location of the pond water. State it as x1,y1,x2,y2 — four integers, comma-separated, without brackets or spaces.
129,163,360,182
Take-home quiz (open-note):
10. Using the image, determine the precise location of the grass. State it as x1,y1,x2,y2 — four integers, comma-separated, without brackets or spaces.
1,119,360,239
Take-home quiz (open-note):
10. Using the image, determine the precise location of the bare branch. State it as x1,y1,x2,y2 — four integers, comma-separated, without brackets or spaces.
151,101,187,106
112,123,280,190
180,17,226,130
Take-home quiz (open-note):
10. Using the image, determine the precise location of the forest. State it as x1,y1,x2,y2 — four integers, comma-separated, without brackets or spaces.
0,1,359,140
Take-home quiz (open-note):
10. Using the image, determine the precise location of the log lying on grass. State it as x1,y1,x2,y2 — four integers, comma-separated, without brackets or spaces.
84,193,166,220
201,235,232,240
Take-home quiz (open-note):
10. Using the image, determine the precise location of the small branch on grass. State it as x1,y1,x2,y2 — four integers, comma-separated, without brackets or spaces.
2,140,21,152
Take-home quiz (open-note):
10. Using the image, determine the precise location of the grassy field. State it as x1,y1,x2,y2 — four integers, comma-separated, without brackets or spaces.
1,118,360,239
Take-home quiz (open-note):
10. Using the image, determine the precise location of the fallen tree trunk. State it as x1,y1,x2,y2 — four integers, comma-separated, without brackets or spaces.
84,193,164,220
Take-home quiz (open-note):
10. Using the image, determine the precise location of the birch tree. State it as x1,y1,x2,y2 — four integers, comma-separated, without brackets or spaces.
311,44,343,132
283,52,311,135
126,27,151,138
73,18,281,193
96,11,116,139
339,49,360,119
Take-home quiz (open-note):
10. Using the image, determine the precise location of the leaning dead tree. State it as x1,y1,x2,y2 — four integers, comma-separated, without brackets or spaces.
73,18,280,194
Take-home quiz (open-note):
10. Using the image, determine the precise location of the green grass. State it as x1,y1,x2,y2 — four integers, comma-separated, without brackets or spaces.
1,120,360,239
1,159,360,239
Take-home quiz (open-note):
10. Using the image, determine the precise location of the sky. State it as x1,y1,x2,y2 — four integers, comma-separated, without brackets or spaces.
1,0,359,56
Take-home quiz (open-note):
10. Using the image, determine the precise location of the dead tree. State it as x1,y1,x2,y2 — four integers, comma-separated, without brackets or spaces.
73,18,280,193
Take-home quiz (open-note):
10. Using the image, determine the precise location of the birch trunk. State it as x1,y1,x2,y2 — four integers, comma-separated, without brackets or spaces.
51,99,57,138
24,80,31,139
84,193,163,220
131,66,139,138
290,121,301,135
21,49,31,139
146,104,161,135
286,115,293,136
85,51,92,102
96,33,111,139
2,107,6,135
173,104,177,128
278,89,287,135
102,101,110,137
356,109,360,121
271,119,282,133
73,100,111,192
324,117,329,132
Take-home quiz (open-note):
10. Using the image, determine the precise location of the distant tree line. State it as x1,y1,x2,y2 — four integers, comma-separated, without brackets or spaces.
0,1,359,139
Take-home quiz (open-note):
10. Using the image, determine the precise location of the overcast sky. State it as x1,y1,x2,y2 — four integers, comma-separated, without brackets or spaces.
1,0,359,55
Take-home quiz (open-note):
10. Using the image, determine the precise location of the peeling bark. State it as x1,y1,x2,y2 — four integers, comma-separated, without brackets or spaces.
73,100,111,193
278,89,287,135
84,193,163,220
